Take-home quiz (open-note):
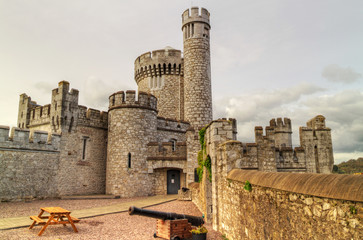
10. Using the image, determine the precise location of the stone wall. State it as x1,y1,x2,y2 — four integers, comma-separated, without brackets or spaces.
0,122,107,200
57,126,107,196
214,169,363,240
0,126,61,201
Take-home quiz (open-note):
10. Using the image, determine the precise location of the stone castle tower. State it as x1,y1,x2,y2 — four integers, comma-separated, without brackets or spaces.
182,7,212,130
106,91,158,197
105,7,213,196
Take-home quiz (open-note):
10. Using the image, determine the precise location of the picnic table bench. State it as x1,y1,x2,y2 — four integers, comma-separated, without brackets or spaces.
29,207,80,236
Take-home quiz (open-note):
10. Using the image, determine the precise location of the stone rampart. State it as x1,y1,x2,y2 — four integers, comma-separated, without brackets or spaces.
0,126,61,201
147,141,187,161
214,169,362,239
0,126,61,151
157,117,189,133
109,90,157,112
78,106,108,129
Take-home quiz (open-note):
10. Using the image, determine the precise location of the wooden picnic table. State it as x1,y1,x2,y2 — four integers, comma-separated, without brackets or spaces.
29,207,80,236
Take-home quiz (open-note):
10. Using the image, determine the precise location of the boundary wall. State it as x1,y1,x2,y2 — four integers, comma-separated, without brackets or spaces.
0,126,61,201
190,118,362,239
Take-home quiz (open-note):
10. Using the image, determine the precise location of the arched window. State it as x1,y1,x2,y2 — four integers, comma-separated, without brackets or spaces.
128,153,132,168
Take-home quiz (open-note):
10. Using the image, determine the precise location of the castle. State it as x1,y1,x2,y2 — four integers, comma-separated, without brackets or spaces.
0,7,334,201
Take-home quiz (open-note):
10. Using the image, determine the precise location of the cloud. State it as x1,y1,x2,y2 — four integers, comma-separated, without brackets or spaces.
322,64,362,83
302,90,363,153
215,82,324,123
34,81,56,93
81,76,132,111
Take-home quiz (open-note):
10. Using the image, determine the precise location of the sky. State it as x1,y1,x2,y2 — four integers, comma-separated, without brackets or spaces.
0,0,362,164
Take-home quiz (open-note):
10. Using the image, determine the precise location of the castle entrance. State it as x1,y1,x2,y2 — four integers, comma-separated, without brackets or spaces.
167,170,180,194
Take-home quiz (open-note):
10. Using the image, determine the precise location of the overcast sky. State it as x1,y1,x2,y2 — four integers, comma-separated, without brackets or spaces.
0,0,362,164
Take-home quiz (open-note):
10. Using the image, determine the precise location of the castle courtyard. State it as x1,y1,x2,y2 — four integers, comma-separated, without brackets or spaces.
0,196,222,239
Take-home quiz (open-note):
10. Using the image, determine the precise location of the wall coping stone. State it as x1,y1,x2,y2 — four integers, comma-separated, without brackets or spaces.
227,169,363,202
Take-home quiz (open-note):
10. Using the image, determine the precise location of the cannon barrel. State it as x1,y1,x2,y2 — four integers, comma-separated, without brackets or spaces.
128,206,204,226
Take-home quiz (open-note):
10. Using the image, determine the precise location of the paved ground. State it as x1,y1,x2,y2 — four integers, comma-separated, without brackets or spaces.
0,195,223,239
0,195,177,230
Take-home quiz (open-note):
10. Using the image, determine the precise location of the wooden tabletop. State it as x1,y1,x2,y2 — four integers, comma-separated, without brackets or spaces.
40,207,71,214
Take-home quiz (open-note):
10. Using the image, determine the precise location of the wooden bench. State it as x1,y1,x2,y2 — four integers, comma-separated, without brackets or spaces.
30,216,46,225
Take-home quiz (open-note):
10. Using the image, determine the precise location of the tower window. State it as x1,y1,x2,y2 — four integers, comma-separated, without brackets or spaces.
128,153,132,168
82,136,89,160
170,139,177,151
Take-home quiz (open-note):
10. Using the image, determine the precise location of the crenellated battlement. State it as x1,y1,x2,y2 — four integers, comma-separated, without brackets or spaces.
134,47,184,83
182,7,210,29
270,117,292,131
108,90,157,112
0,126,61,151
28,104,52,126
77,106,108,129
51,80,79,97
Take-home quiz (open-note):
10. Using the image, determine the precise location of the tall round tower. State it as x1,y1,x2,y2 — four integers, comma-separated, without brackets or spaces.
182,7,212,130
106,91,158,197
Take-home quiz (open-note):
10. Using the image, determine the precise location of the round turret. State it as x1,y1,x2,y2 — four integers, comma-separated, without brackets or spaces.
134,47,184,120
182,7,212,130
106,91,158,197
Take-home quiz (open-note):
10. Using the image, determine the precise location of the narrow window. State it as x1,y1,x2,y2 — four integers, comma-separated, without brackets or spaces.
69,117,74,132
128,153,132,168
314,145,320,173
170,139,177,151
82,137,88,160
55,102,57,110
192,23,194,36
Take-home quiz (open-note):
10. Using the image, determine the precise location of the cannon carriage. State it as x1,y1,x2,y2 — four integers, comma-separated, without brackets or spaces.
128,206,204,240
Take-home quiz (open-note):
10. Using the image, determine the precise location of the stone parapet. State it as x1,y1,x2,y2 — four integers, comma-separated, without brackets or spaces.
134,48,184,84
78,106,108,129
157,117,190,133
147,141,187,161
0,126,60,151
109,91,157,112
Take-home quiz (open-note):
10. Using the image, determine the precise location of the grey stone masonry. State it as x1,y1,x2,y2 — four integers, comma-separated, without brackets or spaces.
135,48,185,120
183,7,212,131
107,91,158,197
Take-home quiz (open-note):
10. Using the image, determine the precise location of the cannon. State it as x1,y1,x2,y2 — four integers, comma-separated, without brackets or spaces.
129,206,204,240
